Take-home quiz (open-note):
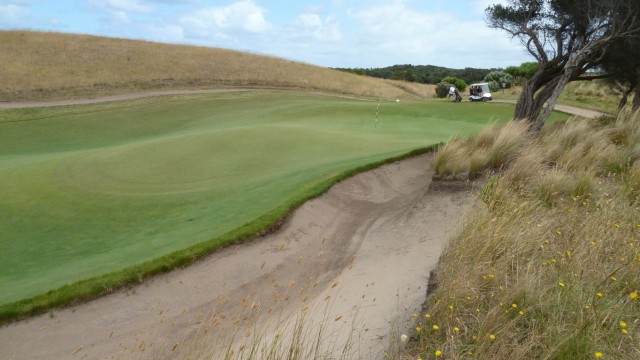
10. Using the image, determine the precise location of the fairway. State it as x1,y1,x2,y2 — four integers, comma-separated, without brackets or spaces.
0,92,568,308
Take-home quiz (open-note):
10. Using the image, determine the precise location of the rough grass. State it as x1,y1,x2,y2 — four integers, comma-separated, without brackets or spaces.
0,30,434,102
404,110,640,360
432,120,532,178
498,81,624,114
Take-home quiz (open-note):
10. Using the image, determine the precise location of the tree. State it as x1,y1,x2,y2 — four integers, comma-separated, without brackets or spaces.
403,69,417,82
599,36,640,112
484,71,514,90
487,0,640,131
505,62,539,85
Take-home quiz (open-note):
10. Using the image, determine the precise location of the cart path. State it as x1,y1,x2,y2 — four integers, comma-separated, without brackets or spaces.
493,99,609,119
0,88,371,109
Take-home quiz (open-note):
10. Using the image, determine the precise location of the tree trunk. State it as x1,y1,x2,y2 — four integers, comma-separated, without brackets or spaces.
633,76,640,112
513,63,565,124
614,80,629,112
534,53,584,131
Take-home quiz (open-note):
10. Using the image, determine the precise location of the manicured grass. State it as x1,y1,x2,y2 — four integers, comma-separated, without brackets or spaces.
0,92,569,321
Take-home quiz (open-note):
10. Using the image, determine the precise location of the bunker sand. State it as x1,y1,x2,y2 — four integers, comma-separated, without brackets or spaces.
0,154,473,359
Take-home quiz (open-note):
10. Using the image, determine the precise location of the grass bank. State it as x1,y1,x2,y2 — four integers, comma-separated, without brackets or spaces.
0,31,434,102
0,92,569,323
405,111,640,359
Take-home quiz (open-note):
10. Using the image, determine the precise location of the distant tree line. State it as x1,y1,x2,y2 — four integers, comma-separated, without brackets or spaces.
334,64,498,85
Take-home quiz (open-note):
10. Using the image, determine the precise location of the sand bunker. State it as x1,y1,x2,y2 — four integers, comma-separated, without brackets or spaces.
0,153,474,359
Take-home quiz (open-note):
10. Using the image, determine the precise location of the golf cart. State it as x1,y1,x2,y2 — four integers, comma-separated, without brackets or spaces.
469,82,492,102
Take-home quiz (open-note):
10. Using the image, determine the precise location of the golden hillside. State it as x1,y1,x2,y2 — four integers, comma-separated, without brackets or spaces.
0,31,433,101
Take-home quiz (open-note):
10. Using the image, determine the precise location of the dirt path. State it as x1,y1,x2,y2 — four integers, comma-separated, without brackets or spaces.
0,89,253,109
0,88,372,109
0,154,474,359
493,99,608,119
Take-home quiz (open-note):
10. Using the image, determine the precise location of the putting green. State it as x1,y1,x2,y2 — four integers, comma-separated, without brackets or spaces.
0,92,569,306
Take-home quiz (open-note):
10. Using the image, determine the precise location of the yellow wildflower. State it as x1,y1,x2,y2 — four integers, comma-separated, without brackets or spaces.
595,351,603,358
630,292,638,300
432,324,439,330
489,334,496,340
435,350,443,357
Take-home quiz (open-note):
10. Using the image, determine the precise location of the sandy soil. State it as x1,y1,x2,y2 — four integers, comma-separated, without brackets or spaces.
0,153,474,359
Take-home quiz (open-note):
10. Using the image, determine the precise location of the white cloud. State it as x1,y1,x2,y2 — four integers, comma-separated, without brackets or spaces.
89,0,155,13
288,13,341,42
349,2,448,54
179,0,271,40
342,0,527,68
109,9,132,24
0,4,30,27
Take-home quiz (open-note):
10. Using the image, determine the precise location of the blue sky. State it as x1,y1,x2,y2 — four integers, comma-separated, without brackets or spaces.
0,0,531,68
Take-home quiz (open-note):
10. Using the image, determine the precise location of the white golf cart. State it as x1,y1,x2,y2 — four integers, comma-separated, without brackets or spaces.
469,82,492,102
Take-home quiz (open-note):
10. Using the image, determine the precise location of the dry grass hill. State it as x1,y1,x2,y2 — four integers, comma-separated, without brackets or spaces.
0,30,433,102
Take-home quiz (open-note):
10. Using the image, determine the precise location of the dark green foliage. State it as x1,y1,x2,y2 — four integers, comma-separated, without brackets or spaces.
335,64,496,85
505,62,540,85
441,76,467,91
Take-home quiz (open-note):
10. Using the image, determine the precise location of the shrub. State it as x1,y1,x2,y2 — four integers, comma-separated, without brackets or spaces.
440,76,467,91
487,80,501,92
435,82,453,98
484,71,513,89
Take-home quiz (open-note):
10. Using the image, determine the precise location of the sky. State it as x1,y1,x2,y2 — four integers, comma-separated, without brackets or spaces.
0,0,532,69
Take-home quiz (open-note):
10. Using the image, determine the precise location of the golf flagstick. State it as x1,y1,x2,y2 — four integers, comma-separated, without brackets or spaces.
375,98,380,128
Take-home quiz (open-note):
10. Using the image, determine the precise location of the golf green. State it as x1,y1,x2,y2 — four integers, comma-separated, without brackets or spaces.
0,92,569,306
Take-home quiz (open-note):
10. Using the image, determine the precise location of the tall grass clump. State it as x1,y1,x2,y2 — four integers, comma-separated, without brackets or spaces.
406,112,640,359
432,120,530,178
